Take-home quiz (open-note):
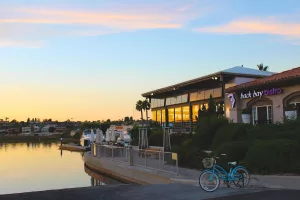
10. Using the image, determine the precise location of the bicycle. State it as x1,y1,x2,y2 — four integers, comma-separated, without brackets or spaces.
198,152,250,192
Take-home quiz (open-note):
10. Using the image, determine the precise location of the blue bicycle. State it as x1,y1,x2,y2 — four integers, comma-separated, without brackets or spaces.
199,153,250,192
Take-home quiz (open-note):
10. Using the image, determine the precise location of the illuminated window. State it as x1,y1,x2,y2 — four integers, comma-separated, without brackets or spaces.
182,106,190,121
152,111,157,121
192,104,200,121
201,103,208,111
175,107,182,122
156,110,161,123
168,108,174,123
162,109,166,122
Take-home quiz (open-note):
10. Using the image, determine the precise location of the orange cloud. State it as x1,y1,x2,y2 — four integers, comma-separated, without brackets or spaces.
195,19,300,36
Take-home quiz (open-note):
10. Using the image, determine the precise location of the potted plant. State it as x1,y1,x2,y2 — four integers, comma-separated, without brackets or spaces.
241,107,251,124
285,104,297,120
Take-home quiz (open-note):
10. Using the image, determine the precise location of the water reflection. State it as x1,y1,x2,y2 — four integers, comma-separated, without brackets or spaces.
0,142,121,195
84,165,123,186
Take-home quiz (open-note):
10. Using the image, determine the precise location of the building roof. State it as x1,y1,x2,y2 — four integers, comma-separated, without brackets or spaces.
142,66,274,97
226,66,300,93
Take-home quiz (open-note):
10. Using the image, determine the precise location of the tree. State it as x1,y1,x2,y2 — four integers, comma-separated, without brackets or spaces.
124,116,130,122
27,118,30,123
5,117,9,122
207,94,216,114
143,99,151,124
129,116,133,122
136,100,144,123
257,63,268,71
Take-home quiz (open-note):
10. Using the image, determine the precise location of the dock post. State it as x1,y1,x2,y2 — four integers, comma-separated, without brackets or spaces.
129,146,133,166
60,137,62,146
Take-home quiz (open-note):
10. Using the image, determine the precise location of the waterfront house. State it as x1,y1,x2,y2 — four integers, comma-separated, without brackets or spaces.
22,127,31,135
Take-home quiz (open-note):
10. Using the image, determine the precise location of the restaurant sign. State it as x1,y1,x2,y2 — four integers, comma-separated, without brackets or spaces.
240,88,283,99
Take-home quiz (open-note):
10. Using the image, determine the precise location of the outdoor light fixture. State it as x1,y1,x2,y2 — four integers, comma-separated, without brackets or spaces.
211,76,218,80
173,87,176,90
151,93,154,96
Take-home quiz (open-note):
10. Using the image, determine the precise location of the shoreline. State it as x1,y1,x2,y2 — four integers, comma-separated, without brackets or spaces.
0,135,80,143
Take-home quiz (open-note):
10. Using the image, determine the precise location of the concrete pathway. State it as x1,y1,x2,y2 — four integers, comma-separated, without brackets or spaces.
170,167,300,190
0,184,268,200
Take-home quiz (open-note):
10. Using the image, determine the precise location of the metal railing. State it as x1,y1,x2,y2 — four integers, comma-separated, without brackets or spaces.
91,143,178,175
92,144,129,163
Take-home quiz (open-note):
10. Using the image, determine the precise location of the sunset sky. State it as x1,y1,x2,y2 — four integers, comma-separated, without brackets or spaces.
0,0,299,121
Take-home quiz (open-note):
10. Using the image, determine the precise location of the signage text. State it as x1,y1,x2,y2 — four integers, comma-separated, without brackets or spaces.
240,88,283,99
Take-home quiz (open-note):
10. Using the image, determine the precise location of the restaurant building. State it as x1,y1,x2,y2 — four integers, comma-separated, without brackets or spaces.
225,67,300,125
141,66,273,133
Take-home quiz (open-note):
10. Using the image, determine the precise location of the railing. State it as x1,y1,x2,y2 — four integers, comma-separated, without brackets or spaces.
91,143,178,175
92,144,129,163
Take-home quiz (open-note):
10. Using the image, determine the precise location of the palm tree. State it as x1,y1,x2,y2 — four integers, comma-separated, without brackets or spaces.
5,117,9,122
136,100,144,124
143,99,151,125
257,63,269,71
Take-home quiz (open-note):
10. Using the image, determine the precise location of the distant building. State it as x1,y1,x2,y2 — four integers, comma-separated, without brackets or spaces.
22,127,31,134
54,126,66,134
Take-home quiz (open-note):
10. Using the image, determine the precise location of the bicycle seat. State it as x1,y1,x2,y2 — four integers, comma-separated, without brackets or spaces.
228,161,237,165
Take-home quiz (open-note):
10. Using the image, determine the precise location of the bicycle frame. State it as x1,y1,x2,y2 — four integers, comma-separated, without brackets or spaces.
204,162,245,182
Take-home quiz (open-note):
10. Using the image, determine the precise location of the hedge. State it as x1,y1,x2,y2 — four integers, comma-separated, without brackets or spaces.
244,139,300,174
215,141,251,164
211,123,250,150
193,115,228,150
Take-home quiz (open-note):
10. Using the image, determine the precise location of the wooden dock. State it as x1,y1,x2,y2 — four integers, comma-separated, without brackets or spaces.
59,143,89,152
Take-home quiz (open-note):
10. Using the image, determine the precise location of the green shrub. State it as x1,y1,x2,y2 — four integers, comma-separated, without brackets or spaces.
170,133,193,146
247,120,300,141
148,129,163,146
215,141,251,163
193,115,228,150
244,139,300,174
211,123,250,150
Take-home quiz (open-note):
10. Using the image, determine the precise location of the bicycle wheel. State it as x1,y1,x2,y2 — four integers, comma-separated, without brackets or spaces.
232,167,250,188
199,171,220,192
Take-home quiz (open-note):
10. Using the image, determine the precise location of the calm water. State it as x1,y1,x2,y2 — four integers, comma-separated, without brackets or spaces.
0,142,121,195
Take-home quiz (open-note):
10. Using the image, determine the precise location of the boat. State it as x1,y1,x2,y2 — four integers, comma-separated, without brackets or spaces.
80,129,96,147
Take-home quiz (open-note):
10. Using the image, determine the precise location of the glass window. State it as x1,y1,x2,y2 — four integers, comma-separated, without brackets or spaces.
200,103,208,111
182,106,190,121
168,108,174,123
192,104,200,121
213,88,222,98
181,94,188,103
166,98,171,106
190,92,197,102
152,111,157,121
175,107,182,122
151,100,157,108
176,96,182,104
162,109,166,122
156,110,161,123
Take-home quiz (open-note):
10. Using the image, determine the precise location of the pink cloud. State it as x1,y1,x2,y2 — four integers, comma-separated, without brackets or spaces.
195,19,300,36
0,5,200,30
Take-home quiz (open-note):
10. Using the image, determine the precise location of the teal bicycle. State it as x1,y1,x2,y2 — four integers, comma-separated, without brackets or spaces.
199,152,250,192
